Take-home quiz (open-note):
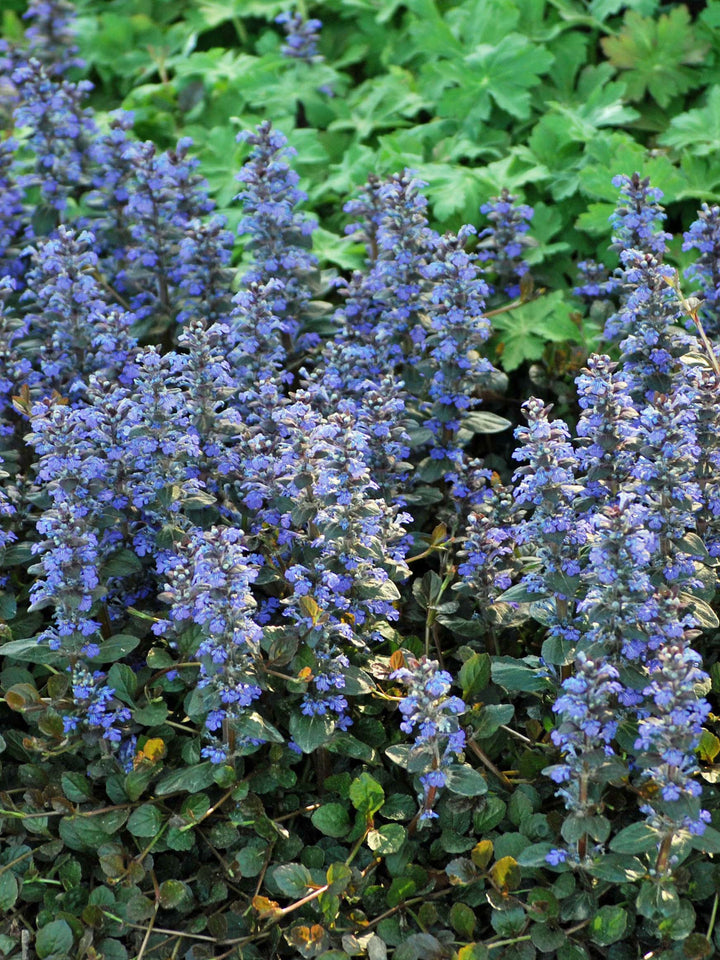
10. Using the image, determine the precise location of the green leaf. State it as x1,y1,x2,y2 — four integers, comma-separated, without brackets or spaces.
0,590,16,620
659,86,720,157
311,803,351,838
492,656,550,692
158,879,188,910
133,700,169,726
155,763,214,797
609,821,660,854
341,665,377,695
698,729,720,763
273,862,313,898
449,902,476,939
679,593,719,630
492,292,580,371
394,932,443,960
600,6,708,107
367,823,406,855
385,743,413,769
444,764,487,798
446,857,479,884
547,67,639,142
496,582,545,604
36,920,74,959
413,162,488,223
102,549,143,578
425,34,553,136
165,826,195,851
517,843,557,868
461,411,512,435
0,637,62,665
127,804,162,838
0,873,18,912
312,227,365,271
578,133,686,205
458,653,491,698
586,853,645,882
590,0,657,16
329,68,428,140
589,905,628,946
89,634,140,664
691,825,720,854
59,811,128,852
289,712,334,753
107,663,137,704
349,772,385,816
236,840,268,878
61,772,93,803
473,704,514,740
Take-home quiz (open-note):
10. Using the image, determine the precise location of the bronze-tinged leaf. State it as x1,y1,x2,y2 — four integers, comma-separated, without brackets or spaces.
5,683,40,711
471,839,494,871
252,895,282,920
389,650,405,672
489,855,521,891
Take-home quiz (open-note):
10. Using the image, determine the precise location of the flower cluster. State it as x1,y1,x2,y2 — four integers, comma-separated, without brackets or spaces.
63,663,132,748
683,202,720,336
391,657,466,820
633,594,710,826
23,0,84,76
524,175,718,871
339,171,504,472
609,172,671,257
275,11,323,63
156,526,264,763
235,121,318,353
477,188,534,299
12,57,96,211
573,259,619,303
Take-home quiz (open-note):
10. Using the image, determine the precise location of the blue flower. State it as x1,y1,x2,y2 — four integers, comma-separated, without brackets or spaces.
392,656,466,819
275,11,323,63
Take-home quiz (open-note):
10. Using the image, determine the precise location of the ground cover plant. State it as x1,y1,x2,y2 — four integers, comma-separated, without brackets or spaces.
4,2,720,960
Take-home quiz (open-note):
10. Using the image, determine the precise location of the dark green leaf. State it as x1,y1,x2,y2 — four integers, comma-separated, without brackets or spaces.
461,411,512,435
311,803,351,838
444,764,488,798
60,772,93,803
586,853,645,882
36,920,74,959
127,804,162,838
473,704,514,740
589,905,628,946
0,637,62,665
158,879,188,910
273,862,313,898
349,773,385,816
459,653,491,698
609,821,661,854
492,656,550,692
289,712,334,753
88,634,140,664
155,763,214,797
0,873,18,912
367,823,405,854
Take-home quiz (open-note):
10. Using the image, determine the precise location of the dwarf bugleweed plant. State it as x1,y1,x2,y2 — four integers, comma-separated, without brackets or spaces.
4,5,720,960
